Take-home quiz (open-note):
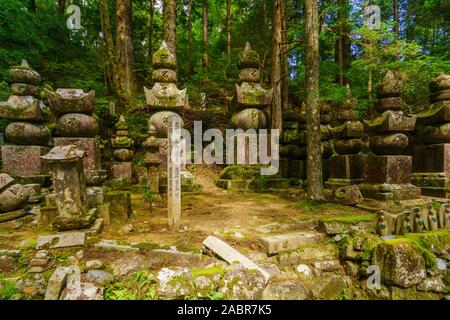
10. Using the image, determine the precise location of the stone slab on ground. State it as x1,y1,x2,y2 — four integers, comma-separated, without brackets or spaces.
94,239,139,252
45,267,70,300
260,232,325,255
37,232,85,249
203,236,270,284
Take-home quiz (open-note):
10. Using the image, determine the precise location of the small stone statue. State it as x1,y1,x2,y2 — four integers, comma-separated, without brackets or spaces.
414,212,425,233
428,205,438,231
402,216,412,235
377,215,388,236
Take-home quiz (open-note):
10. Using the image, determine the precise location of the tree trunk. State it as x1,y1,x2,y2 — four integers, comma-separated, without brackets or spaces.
335,0,351,85
263,0,269,26
305,0,324,201
148,0,155,65
58,0,65,15
100,0,122,103
271,0,283,131
393,0,399,37
281,0,289,109
163,0,177,59
202,0,209,69
187,0,193,73
116,0,134,113
28,0,36,12
226,0,232,77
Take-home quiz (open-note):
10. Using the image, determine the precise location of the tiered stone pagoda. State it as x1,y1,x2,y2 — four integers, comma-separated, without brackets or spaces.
412,74,450,198
110,115,134,185
327,87,366,189
0,60,51,186
216,42,288,191
45,88,107,186
359,70,421,200
144,41,187,172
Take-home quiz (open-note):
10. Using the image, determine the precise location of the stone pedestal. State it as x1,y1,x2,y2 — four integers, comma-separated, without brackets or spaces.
54,138,100,170
326,155,366,189
110,162,132,183
41,145,95,230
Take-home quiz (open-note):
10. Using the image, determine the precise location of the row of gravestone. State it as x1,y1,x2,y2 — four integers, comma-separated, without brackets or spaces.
376,203,450,236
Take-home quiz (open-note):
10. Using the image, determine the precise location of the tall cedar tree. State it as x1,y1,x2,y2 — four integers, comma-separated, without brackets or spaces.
163,0,177,59
305,0,324,200
271,0,283,131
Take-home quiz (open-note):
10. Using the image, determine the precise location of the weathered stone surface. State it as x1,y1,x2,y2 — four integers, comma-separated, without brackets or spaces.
231,108,267,130
1,145,49,176
157,267,193,299
111,255,147,277
369,133,409,155
110,162,132,182
85,260,103,270
56,113,99,137
37,232,85,249
45,88,95,115
237,42,260,69
11,83,39,97
313,260,342,273
310,274,349,300
333,185,363,205
377,70,402,98
152,41,176,69
16,274,47,297
416,123,450,144
148,111,184,138
238,68,261,83
413,144,450,173
330,121,364,139
373,240,427,288
364,111,416,133
259,232,325,255
377,96,404,111
390,286,441,300
319,220,374,236
86,270,114,286
144,83,188,110
236,82,273,107
0,96,43,121
0,174,29,213
219,265,266,300
152,68,177,83
113,149,134,162
364,155,412,184
5,122,50,146
203,236,270,283
9,60,41,85
328,155,366,183
262,283,311,300
333,138,365,155
105,191,132,221
429,74,450,93
45,267,70,300
94,240,139,252
53,138,101,171
417,276,446,292
416,101,450,125
430,89,450,103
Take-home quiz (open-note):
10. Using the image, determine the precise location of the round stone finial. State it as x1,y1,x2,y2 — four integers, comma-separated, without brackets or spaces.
9,60,41,86
377,70,402,98
237,42,260,69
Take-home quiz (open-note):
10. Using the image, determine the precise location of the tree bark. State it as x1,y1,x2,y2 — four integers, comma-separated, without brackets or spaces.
163,0,177,59
335,0,351,85
187,0,193,73
116,0,134,112
148,0,155,65
305,0,324,200
271,0,283,131
58,0,65,15
393,0,399,37
281,0,289,108
226,0,232,77
202,0,209,69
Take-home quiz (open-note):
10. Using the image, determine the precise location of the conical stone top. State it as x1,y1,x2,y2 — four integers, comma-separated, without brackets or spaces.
115,115,128,131
9,59,41,86
237,42,260,69
153,41,176,70
377,70,402,99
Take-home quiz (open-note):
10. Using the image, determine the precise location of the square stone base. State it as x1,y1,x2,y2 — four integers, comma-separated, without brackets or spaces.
411,172,450,199
110,162,132,183
105,191,132,221
365,155,412,184
54,137,101,171
289,160,307,179
413,144,450,173
359,182,421,200
329,154,366,180
1,145,49,176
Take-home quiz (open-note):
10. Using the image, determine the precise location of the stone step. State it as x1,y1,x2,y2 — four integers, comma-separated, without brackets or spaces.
260,231,326,255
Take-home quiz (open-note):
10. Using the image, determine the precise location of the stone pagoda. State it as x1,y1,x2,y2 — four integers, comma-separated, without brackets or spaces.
144,41,187,172
110,115,134,185
216,42,289,191
0,60,51,186
412,74,450,198
327,86,366,189
359,70,421,200
45,88,107,186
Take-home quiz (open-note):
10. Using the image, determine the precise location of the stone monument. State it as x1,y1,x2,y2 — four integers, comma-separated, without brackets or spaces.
45,88,107,186
110,115,134,185
0,60,50,186
359,70,421,200
412,74,450,198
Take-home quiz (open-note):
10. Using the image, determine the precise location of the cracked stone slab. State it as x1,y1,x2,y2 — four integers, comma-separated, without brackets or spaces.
37,232,85,249
259,232,325,255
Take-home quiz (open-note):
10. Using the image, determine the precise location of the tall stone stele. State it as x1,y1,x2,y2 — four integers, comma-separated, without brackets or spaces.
40,145,96,230
326,86,366,189
359,70,421,200
44,88,107,186
0,60,51,185
110,115,134,184
143,41,187,191
412,74,450,198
